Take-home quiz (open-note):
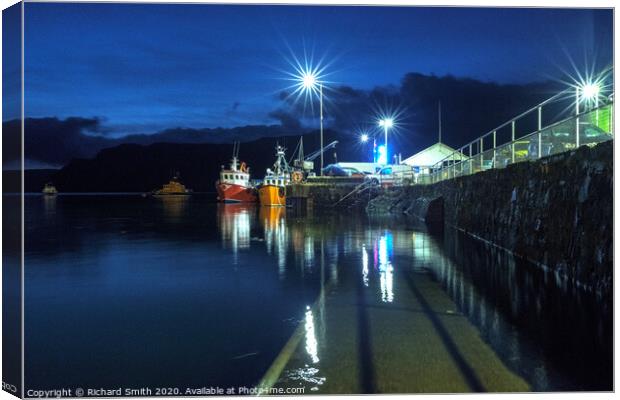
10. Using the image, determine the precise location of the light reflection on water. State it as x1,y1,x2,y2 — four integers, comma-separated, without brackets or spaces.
24,195,611,392
259,207,288,274
304,306,320,364
217,204,252,263
158,195,189,221
377,233,394,303
361,245,369,287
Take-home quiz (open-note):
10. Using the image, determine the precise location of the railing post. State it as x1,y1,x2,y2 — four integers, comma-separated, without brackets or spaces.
469,143,473,174
452,157,456,179
595,99,599,127
511,121,515,164
479,138,484,169
575,87,580,148
492,131,497,168
576,116,580,148
611,104,614,135
537,106,543,159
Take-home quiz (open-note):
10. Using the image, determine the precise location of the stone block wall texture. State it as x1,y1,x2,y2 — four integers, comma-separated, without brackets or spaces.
367,141,613,296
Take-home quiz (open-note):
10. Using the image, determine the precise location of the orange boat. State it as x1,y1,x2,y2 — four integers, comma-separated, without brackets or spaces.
258,145,290,207
153,175,192,195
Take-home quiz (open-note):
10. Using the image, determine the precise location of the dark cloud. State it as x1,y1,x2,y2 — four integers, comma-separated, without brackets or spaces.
3,117,111,168
267,109,303,131
276,72,567,155
7,117,300,168
11,72,572,169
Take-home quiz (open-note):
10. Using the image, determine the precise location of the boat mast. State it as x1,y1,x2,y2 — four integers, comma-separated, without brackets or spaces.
231,141,240,171
273,144,289,175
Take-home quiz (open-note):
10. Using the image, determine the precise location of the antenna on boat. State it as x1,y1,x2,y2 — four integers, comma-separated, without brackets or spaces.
230,141,241,171
233,141,240,159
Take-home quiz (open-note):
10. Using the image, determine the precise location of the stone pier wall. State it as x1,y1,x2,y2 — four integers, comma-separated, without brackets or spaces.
367,141,613,296
288,182,381,209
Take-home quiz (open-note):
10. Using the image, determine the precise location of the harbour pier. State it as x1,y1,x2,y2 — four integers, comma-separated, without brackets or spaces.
286,90,614,297
286,178,381,211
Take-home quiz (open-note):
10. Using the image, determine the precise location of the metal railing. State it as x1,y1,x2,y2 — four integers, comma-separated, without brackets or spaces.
415,90,614,185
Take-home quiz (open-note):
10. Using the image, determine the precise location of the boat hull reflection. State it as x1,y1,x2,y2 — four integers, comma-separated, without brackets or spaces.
258,185,286,207
217,203,256,253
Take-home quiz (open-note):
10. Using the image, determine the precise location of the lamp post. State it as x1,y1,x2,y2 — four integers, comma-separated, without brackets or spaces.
575,85,580,148
320,84,324,175
581,82,601,125
301,72,325,175
378,118,393,165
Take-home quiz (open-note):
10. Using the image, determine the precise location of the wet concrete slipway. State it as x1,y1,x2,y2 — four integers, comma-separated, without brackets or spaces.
262,216,611,393
265,237,530,393
23,196,611,394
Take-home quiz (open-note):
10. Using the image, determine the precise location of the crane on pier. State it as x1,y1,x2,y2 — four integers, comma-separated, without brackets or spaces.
290,138,339,179
303,140,338,162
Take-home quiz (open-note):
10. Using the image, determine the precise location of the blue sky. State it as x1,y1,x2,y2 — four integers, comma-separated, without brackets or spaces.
19,3,613,136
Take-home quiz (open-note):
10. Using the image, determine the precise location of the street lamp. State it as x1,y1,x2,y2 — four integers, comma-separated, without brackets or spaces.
581,83,600,101
576,81,602,113
300,71,325,175
575,81,602,142
359,133,370,162
574,81,602,149
378,118,393,165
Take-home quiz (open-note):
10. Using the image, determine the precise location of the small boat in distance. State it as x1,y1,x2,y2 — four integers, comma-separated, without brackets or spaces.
152,175,192,196
258,145,290,207
216,142,257,203
42,183,58,195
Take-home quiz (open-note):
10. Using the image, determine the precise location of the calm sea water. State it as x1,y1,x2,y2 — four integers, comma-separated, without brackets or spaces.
21,194,611,393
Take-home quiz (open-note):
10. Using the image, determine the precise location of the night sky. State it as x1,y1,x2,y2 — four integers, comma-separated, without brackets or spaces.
19,3,613,137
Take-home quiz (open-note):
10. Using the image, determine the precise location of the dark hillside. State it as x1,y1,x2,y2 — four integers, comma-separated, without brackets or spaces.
51,131,360,192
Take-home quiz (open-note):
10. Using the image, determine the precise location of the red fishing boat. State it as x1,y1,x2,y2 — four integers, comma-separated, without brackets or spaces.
216,143,258,203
